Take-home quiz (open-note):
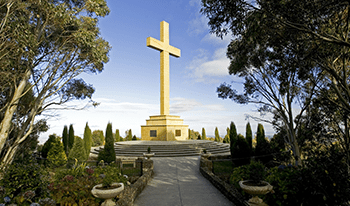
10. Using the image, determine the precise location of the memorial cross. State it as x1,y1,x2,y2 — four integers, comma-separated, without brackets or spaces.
147,21,180,115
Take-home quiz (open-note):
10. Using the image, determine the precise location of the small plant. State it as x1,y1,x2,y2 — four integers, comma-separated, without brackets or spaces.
147,146,151,153
246,160,266,184
95,166,127,188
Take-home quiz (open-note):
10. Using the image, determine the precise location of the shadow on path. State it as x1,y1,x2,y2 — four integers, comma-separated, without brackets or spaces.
134,156,233,206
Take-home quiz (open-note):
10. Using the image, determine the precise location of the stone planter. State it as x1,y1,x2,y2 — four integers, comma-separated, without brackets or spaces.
239,180,273,206
91,183,124,206
201,153,211,159
143,153,155,159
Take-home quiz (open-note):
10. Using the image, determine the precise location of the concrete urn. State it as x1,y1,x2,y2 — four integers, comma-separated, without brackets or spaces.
239,180,273,206
91,183,124,206
143,153,155,159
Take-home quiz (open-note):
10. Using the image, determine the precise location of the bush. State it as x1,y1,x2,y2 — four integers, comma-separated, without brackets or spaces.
68,136,87,167
47,140,67,167
50,164,127,205
41,134,57,158
264,145,350,206
0,162,49,204
97,123,116,164
231,134,251,166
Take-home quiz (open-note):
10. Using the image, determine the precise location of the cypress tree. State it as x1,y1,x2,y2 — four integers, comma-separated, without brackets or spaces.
201,128,206,140
215,127,220,142
188,129,191,140
47,138,67,167
229,122,237,162
62,125,68,155
42,134,57,158
255,123,271,164
99,130,105,145
224,127,230,143
115,129,120,142
126,129,132,141
83,122,92,159
246,122,253,152
98,123,116,163
68,136,87,165
68,124,75,151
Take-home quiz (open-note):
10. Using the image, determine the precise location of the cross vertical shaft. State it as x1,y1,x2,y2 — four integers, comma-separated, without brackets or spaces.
147,21,180,115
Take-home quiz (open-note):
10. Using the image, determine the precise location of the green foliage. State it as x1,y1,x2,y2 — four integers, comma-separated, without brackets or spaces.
83,122,92,159
231,134,251,166
0,162,49,203
245,122,252,151
62,125,69,155
68,136,87,166
188,129,200,140
201,128,206,140
188,129,191,139
270,131,292,164
223,127,230,143
94,165,127,187
92,130,103,146
47,140,67,167
49,174,101,206
255,124,272,164
68,124,75,151
214,127,220,142
115,129,120,142
229,122,237,159
42,134,58,158
132,135,137,141
125,129,132,141
99,130,105,145
246,160,266,183
97,123,116,164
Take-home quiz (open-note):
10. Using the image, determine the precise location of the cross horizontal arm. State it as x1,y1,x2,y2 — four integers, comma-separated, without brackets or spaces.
147,37,181,58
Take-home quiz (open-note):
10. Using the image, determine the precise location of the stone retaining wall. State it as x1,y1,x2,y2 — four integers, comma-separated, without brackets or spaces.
199,156,249,206
116,159,154,206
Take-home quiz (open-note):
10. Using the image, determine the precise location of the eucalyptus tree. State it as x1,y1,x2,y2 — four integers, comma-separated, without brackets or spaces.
0,0,110,168
201,0,329,165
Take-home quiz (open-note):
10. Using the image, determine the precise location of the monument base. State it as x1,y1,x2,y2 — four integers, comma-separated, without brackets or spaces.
141,115,189,141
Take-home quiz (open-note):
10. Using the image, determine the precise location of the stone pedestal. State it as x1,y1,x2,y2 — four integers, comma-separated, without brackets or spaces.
141,115,188,141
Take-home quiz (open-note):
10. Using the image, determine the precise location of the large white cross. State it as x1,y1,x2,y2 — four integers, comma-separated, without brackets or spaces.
147,21,181,115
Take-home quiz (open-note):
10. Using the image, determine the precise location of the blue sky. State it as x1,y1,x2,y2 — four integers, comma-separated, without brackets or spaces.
39,0,274,143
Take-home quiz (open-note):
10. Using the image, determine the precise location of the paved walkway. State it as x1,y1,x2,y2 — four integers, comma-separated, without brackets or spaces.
134,156,234,206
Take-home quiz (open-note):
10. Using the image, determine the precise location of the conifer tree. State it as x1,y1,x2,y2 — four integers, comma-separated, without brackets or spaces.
42,134,58,158
125,129,132,141
246,122,253,152
68,124,75,151
115,129,120,142
68,136,87,164
98,123,116,163
215,127,220,142
224,127,230,143
92,130,103,146
99,130,105,145
229,122,237,159
62,125,69,155
83,122,92,159
255,123,271,164
47,138,67,167
188,129,192,140
202,128,206,140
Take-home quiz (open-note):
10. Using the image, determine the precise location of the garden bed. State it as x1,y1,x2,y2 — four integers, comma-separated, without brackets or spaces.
199,156,249,206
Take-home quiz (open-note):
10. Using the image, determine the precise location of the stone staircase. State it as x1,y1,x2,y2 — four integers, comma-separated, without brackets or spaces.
91,140,230,157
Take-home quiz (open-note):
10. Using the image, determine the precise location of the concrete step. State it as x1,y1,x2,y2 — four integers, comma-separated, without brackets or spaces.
91,140,230,157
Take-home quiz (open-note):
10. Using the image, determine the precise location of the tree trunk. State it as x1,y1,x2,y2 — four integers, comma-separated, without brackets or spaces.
0,69,31,153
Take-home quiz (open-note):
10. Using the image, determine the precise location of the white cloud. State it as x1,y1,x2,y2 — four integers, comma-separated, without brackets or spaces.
187,47,230,82
170,97,226,114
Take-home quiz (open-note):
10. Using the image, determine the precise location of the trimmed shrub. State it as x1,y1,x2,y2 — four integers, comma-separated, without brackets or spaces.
97,123,116,164
245,122,252,152
83,122,92,159
68,136,87,166
202,128,206,140
62,125,69,155
214,127,220,142
47,140,67,167
115,129,120,142
42,134,57,158
68,124,75,151
255,123,272,164
231,134,251,166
